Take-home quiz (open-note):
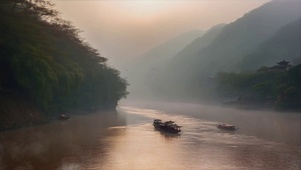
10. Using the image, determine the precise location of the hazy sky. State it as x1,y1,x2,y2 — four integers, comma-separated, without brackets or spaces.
54,0,270,67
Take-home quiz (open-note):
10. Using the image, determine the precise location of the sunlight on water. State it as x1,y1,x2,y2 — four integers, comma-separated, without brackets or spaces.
0,104,300,170
85,106,301,170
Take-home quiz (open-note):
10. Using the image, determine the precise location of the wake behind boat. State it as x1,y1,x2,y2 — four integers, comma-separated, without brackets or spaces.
153,119,181,133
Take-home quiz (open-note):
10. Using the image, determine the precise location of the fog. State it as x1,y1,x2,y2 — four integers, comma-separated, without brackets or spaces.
54,0,280,102
1,0,301,169
0,111,126,170
122,101,301,145
1,102,300,169
52,0,301,104
54,0,269,67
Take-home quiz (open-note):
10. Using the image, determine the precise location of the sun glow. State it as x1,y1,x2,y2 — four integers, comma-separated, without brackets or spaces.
120,1,177,19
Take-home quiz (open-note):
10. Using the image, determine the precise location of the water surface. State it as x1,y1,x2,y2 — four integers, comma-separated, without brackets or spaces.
0,102,300,170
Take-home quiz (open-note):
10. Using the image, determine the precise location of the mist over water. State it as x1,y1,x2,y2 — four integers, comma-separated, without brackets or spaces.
122,101,301,145
1,101,300,170
1,0,301,169
0,111,125,170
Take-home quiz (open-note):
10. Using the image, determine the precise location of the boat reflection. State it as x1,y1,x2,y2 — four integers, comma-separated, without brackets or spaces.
157,130,181,141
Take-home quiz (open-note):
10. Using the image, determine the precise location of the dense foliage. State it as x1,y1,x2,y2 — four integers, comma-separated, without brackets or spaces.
0,0,128,115
216,64,301,110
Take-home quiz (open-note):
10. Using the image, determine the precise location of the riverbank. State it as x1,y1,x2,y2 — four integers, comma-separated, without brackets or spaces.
0,91,119,131
0,92,48,131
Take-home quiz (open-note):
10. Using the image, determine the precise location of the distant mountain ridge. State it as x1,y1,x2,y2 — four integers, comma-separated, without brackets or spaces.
125,0,301,101
240,18,301,70
166,24,226,82
124,30,205,73
153,0,301,101
169,0,301,77
122,30,205,99
171,24,226,66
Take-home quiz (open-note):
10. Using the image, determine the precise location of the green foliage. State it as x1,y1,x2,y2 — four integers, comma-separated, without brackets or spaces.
216,64,301,110
0,0,128,115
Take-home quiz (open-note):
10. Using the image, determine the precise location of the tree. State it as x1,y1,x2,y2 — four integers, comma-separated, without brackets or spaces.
0,0,128,115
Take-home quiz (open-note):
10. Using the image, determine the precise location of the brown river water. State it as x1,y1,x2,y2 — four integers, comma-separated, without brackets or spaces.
0,101,301,170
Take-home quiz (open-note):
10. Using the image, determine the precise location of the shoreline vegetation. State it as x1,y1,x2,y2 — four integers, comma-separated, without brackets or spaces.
1,1,300,131
217,61,301,112
0,0,128,131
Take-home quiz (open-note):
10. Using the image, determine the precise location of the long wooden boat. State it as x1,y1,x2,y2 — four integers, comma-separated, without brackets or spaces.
153,119,181,133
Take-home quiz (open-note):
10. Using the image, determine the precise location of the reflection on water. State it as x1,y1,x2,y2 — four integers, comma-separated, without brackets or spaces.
158,131,181,140
0,103,301,170
0,111,125,170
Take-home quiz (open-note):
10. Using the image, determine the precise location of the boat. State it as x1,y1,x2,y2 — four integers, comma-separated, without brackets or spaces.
59,114,70,120
153,119,181,133
217,123,237,130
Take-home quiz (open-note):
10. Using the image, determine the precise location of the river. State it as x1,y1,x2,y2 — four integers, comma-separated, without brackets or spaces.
0,101,300,170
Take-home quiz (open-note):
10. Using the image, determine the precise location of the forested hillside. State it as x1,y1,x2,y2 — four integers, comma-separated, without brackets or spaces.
0,0,128,129
216,62,301,110
156,0,301,101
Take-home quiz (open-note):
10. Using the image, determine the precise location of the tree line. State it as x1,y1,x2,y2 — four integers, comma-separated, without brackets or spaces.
0,0,128,115
216,63,301,110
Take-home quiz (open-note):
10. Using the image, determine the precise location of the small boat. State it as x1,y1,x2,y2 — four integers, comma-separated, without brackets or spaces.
217,123,237,130
153,119,181,133
59,114,70,120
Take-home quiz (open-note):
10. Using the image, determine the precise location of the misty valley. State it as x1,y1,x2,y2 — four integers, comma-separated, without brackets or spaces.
1,0,301,170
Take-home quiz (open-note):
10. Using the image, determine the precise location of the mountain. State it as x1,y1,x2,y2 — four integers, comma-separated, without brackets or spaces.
143,24,227,101
123,30,205,99
142,30,206,62
166,24,226,83
171,24,226,64
161,0,301,100
169,0,301,76
240,18,301,70
124,30,205,75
